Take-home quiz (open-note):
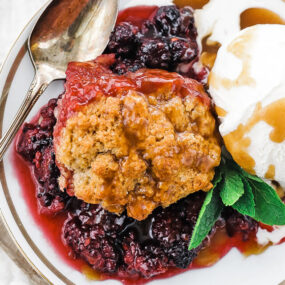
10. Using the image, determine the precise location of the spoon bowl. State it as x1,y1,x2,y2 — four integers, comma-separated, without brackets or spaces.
30,0,118,79
0,0,118,160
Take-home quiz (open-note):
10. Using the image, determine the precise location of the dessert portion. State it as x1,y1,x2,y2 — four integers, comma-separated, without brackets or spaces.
16,97,258,280
209,25,285,185
15,5,224,280
16,100,257,279
14,2,285,284
16,98,203,277
53,58,220,220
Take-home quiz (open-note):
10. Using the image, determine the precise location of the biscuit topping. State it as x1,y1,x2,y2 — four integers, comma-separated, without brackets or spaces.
54,58,221,220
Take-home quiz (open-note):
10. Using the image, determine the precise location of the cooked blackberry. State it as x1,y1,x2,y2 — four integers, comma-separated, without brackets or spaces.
17,98,70,215
111,58,145,74
153,5,182,36
138,38,172,68
64,203,123,273
222,208,259,241
179,7,197,37
106,22,140,56
141,20,159,37
170,38,197,63
104,5,204,82
63,194,203,278
17,99,57,162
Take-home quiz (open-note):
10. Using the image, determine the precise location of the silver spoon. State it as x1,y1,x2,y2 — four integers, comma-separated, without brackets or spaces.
0,0,118,160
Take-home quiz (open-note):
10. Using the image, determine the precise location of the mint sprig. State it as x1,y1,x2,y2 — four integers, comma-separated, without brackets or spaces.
189,157,285,251
188,173,223,250
232,178,255,217
250,180,285,225
220,168,244,206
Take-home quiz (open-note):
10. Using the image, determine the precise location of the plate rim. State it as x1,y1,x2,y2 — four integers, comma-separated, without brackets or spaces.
0,1,75,284
1,2,285,285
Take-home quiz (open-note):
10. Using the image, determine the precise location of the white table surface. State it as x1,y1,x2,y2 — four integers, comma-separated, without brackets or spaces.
0,0,47,64
0,1,47,284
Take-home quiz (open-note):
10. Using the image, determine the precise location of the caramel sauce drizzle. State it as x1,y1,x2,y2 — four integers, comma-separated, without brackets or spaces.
215,106,227,117
200,36,221,70
174,0,209,9
82,265,102,281
209,29,256,91
240,8,285,30
224,125,256,175
206,6,285,176
224,99,285,175
202,7,285,70
265,165,276,180
193,229,270,268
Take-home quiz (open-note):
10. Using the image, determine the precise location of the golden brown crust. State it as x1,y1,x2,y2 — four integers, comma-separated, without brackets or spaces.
55,81,221,220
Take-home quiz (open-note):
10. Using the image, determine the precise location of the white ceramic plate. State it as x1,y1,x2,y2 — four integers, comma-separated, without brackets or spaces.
1,1,285,285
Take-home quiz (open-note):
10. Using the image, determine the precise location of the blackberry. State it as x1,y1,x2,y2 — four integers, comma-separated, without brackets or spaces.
179,7,197,37
62,194,203,278
105,5,203,81
138,38,172,69
170,38,198,63
111,58,145,75
17,124,50,162
141,20,159,38
17,98,70,215
168,242,198,268
222,208,258,241
122,232,170,278
153,6,181,36
17,99,57,161
106,22,140,56
64,203,122,273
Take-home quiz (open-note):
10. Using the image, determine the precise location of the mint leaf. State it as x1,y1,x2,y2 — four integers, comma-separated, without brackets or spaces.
212,167,223,188
188,187,223,250
228,159,261,182
220,169,244,206
239,168,262,183
250,180,285,226
227,157,285,224
188,154,285,251
232,178,255,217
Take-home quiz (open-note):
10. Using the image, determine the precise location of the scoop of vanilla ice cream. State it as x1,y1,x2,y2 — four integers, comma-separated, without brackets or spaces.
209,25,285,186
194,0,285,48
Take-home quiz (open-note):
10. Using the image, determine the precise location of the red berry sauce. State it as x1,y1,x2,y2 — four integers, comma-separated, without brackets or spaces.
11,5,273,285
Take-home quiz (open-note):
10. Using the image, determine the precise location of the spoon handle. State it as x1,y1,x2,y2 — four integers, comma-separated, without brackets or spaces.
0,72,50,161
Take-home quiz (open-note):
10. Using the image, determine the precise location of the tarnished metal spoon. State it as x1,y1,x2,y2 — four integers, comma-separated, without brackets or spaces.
0,0,118,160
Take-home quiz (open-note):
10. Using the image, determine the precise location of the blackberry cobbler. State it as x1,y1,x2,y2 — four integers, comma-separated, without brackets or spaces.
16,5,259,283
